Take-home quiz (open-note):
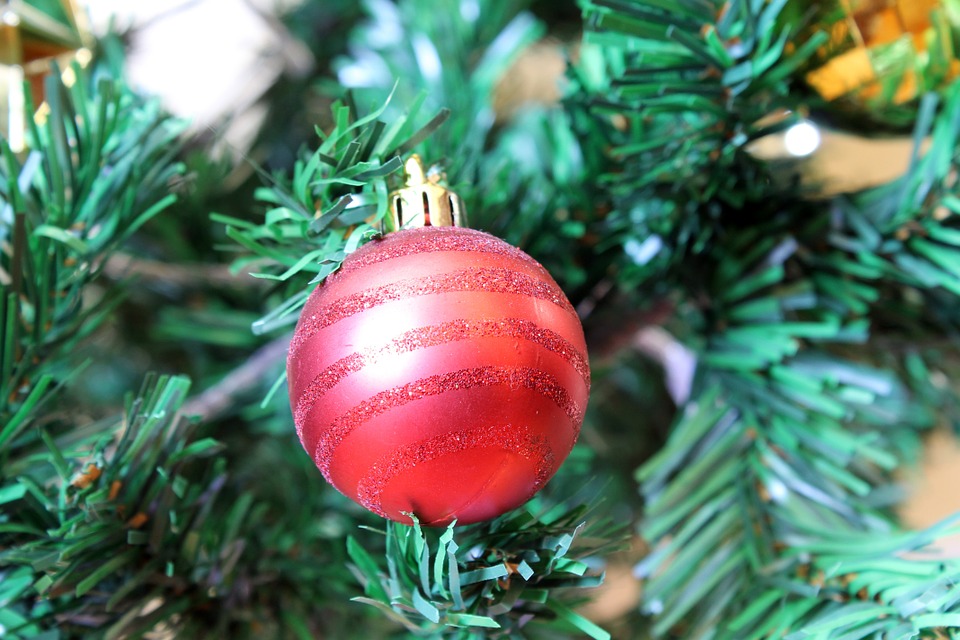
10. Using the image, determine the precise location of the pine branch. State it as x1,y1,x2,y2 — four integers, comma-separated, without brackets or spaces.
0,371,366,638
348,506,626,639
214,91,442,335
574,2,960,637
181,333,290,422
336,0,627,318
0,42,359,640
628,159,960,635
572,0,829,299
0,57,186,434
336,0,544,183
580,0,824,202
102,253,261,290
632,231,960,636
635,376,942,637
0,375,204,637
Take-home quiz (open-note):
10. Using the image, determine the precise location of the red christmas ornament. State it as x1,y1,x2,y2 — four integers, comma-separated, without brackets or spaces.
287,157,589,526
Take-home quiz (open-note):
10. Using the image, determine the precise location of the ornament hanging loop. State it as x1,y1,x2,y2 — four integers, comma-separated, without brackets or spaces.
386,155,467,232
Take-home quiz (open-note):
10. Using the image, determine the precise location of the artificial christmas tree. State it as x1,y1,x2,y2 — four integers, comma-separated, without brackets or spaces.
5,0,960,638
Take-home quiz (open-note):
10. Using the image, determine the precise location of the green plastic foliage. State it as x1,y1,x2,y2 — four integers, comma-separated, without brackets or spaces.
0,50,360,640
215,90,451,336
635,377,946,638
333,0,617,300
630,92,960,634
335,0,544,181
0,59,186,434
581,0,824,203
0,49,227,639
578,0,960,638
1,375,195,636
565,0,830,299
1,364,375,638
347,508,618,639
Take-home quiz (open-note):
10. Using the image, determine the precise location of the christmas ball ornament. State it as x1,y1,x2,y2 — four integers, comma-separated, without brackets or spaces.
287,157,589,526
802,0,959,120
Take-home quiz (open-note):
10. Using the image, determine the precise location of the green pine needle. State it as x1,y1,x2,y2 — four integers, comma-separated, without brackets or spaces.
347,507,624,638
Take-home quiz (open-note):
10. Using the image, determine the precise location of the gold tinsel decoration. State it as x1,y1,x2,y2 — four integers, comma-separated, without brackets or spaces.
0,0,92,151
805,0,960,110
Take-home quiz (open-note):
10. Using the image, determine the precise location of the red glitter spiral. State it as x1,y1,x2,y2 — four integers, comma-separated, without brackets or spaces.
288,226,589,526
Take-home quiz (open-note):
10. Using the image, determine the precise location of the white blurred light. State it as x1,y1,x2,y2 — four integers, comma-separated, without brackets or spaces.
624,235,663,266
83,0,311,156
784,121,821,157
766,478,789,503
460,0,480,22
412,33,442,82
645,599,664,615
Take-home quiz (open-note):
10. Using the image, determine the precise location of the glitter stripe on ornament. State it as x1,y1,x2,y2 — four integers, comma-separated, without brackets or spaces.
289,267,578,358
313,366,583,481
355,423,554,519
334,228,543,279
293,318,590,429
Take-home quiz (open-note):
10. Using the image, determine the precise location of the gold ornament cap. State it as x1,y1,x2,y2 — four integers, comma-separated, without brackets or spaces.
386,155,467,232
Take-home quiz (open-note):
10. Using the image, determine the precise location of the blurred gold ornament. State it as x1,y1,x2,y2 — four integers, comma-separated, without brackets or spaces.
805,0,960,111
0,0,92,151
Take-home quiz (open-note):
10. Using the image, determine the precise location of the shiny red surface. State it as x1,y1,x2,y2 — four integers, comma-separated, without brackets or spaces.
287,226,589,526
